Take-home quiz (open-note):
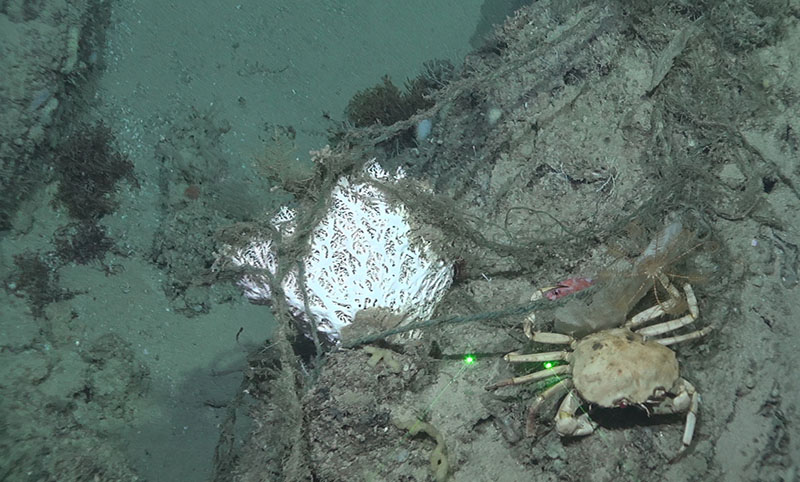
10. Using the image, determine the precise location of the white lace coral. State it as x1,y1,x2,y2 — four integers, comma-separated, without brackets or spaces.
229,161,453,342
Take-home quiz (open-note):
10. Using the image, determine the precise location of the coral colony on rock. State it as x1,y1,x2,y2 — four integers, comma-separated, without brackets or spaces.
227,161,454,343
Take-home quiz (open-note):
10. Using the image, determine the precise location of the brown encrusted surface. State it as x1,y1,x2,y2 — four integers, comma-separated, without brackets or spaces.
304,342,439,481
226,0,800,480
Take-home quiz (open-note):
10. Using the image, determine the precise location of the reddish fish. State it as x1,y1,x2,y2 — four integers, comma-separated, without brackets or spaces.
543,277,595,301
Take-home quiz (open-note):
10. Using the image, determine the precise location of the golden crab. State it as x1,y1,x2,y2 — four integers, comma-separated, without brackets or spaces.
488,278,711,459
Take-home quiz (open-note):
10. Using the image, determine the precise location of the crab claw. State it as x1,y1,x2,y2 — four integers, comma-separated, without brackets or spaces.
525,379,573,436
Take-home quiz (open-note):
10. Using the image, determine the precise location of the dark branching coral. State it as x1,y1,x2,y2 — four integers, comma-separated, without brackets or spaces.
53,123,137,221
54,222,115,265
344,61,453,128
5,223,114,316
8,252,75,317
346,76,410,128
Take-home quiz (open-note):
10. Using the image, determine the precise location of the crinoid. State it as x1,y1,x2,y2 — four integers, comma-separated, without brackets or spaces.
551,221,710,336
619,221,710,323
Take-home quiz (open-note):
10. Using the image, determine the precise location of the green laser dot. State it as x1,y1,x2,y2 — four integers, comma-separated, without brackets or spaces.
544,362,553,369
464,355,475,365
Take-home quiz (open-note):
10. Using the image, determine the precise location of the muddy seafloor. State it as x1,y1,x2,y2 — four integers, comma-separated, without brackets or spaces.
1,1,799,481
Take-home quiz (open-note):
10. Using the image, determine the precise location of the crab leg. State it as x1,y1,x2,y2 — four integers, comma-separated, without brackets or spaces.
485,364,569,390
504,351,569,363
637,284,697,339
655,326,712,346
648,378,699,461
657,272,683,303
627,282,698,330
526,378,573,435
640,283,700,338
529,332,574,344
524,279,593,335
524,322,575,342
637,304,696,340
626,296,680,327
637,313,695,338
653,378,699,462
523,287,554,331
555,389,598,437
676,381,699,461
